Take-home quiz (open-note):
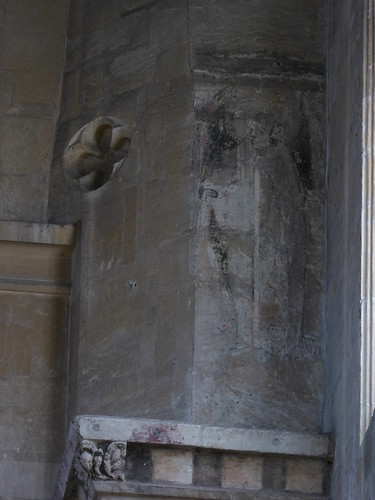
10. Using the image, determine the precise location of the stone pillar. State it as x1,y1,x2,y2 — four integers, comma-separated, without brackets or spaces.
48,0,333,496
50,0,327,436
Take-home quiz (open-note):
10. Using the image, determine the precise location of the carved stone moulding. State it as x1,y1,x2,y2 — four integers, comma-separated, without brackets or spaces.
63,116,131,192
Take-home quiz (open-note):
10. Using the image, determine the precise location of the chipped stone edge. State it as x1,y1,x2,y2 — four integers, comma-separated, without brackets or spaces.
54,415,334,499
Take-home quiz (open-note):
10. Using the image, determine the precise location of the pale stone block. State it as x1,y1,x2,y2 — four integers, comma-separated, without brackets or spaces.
152,449,193,484
0,116,55,176
14,70,62,107
111,47,155,95
0,292,68,376
222,455,263,490
0,172,49,222
0,241,73,285
286,459,323,494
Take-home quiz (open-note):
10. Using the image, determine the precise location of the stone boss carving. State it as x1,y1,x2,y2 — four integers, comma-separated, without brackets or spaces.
63,116,131,192
74,439,127,484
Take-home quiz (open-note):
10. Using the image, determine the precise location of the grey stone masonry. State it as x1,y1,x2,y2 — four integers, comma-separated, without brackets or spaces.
55,416,333,499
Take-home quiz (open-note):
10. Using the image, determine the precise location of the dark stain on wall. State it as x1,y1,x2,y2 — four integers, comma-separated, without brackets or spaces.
209,208,231,292
207,119,238,163
289,104,314,192
125,443,153,482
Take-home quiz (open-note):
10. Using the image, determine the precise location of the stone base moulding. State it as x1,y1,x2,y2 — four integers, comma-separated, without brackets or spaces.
55,417,334,499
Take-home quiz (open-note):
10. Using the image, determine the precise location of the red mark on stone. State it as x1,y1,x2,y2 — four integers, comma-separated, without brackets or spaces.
129,424,182,445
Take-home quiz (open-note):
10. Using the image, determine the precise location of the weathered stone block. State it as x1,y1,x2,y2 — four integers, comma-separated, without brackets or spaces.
125,444,153,482
262,457,285,491
189,0,325,61
222,455,263,490
0,173,49,222
286,459,323,494
84,12,149,64
0,116,55,176
152,449,193,484
155,44,191,83
148,0,189,52
193,450,221,487
111,46,155,95
13,70,61,107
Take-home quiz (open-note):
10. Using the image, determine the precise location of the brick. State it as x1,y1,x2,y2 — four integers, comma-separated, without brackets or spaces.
0,116,55,176
222,454,263,490
286,459,323,494
152,449,193,484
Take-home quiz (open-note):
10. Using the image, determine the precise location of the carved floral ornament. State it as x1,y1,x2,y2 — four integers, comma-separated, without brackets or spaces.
63,116,131,192
74,439,127,486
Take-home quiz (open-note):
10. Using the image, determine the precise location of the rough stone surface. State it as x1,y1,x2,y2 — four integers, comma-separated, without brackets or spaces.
191,76,325,431
285,459,323,494
5,0,369,497
55,416,333,499
0,0,67,222
47,0,327,437
0,222,76,499
152,449,193,484
222,455,263,490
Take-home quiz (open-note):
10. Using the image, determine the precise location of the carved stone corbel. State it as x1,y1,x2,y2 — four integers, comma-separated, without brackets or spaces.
74,439,127,489
63,116,131,192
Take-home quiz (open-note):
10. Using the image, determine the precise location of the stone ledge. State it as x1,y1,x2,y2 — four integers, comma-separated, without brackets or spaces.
55,416,333,499
0,220,77,291
0,220,77,246
74,416,333,458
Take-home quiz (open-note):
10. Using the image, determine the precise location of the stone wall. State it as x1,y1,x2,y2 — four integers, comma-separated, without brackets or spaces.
49,0,195,423
0,2,71,497
49,0,327,435
55,416,334,499
0,222,76,499
0,0,67,222
190,0,326,429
